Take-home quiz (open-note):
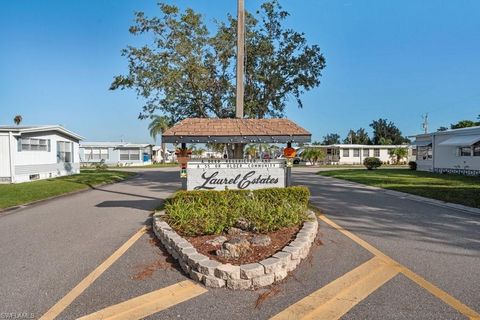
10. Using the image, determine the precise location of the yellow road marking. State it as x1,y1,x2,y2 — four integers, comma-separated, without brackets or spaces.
40,226,149,320
271,257,400,320
78,280,207,320
317,214,480,320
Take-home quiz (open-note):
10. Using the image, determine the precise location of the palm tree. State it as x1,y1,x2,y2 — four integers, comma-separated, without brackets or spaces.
148,115,171,163
14,115,22,125
245,144,258,159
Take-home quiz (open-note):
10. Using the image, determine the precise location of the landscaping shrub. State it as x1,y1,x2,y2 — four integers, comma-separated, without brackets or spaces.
164,186,310,236
95,160,108,171
363,157,382,170
408,161,417,170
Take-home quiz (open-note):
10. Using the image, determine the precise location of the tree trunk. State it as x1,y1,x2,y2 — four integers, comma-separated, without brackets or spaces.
161,143,166,164
233,143,245,159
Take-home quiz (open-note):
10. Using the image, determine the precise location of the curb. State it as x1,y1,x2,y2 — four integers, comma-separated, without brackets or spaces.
0,171,139,216
152,211,319,290
320,175,480,216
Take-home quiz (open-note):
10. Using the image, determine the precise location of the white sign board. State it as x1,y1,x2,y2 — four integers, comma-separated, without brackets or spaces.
187,159,286,191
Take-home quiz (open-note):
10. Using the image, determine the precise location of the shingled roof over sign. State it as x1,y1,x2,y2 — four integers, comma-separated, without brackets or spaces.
162,118,311,144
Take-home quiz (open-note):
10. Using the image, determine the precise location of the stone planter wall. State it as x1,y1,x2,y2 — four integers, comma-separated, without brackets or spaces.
152,211,318,290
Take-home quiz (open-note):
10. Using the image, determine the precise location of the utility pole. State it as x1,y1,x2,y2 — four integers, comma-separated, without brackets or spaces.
422,113,429,134
233,0,245,159
235,0,245,119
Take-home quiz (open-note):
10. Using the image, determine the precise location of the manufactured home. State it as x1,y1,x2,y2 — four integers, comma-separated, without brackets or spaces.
79,142,153,166
302,144,414,165
0,125,83,183
413,126,480,174
152,146,176,163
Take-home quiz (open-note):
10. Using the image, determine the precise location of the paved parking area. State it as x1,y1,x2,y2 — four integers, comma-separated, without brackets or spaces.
0,167,478,319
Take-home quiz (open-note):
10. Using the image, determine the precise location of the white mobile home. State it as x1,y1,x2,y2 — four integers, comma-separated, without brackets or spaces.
303,144,413,165
152,146,176,163
413,126,480,175
0,125,83,183
79,142,153,167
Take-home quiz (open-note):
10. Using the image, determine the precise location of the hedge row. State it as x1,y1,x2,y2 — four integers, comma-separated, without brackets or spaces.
164,186,310,236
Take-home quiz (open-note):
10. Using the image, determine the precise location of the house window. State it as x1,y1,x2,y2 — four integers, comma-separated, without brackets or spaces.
474,144,480,156
373,149,380,157
120,149,140,161
20,138,49,151
57,141,72,163
84,148,109,161
417,146,432,160
130,150,140,160
342,149,349,157
353,149,360,157
363,149,369,157
412,148,417,156
459,147,471,157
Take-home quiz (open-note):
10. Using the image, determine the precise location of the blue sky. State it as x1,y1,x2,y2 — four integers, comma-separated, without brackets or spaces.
1,0,479,143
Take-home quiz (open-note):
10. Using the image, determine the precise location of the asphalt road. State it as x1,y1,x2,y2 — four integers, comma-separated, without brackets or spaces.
0,168,179,319
0,167,478,319
294,167,479,319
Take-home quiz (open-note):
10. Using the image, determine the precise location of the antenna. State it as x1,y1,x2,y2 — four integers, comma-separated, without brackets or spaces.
422,113,429,134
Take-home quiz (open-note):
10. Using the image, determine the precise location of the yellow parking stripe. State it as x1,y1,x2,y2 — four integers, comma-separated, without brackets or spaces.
78,280,207,320
271,257,400,320
40,226,148,320
317,214,480,320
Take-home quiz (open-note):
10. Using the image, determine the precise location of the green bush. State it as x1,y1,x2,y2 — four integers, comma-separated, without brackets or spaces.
95,160,108,171
363,157,382,170
164,186,310,236
408,161,417,170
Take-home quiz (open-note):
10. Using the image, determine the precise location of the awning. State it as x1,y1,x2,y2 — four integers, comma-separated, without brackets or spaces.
413,140,432,147
438,135,480,147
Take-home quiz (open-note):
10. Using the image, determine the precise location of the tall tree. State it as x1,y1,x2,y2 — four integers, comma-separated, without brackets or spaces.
369,118,408,145
148,115,171,163
343,128,371,144
321,133,340,145
13,115,22,125
110,1,326,122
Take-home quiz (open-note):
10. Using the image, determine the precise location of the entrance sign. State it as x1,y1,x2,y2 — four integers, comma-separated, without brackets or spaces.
187,159,285,191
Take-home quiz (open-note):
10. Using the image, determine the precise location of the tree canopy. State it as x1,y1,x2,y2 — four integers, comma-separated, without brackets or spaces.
321,133,340,145
110,1,326,123
369,118,409,145
148,115,171,143
301,147,326,165
343,128,371,144
450,119,480,129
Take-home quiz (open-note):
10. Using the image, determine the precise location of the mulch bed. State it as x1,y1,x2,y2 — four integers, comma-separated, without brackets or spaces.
184,226,300,265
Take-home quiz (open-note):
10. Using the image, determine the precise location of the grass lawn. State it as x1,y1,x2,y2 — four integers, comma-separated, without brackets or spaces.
318,169,480,209
0,170,135,210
